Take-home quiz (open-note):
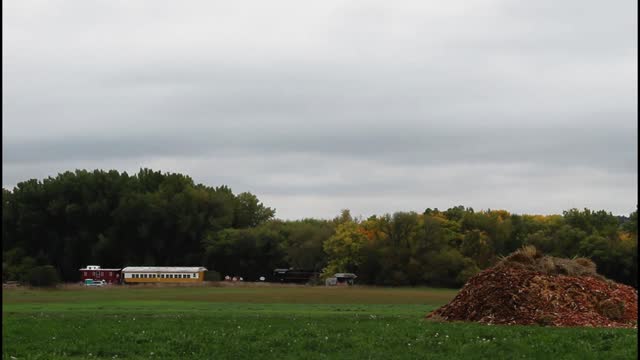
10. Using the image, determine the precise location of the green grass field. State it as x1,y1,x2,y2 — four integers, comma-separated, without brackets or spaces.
3,284,637,359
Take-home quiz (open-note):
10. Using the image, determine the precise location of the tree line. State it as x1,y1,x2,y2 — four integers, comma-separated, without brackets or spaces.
2,169,637,288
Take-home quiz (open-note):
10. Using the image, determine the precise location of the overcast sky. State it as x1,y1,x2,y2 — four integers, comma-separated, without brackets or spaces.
2,1,637,219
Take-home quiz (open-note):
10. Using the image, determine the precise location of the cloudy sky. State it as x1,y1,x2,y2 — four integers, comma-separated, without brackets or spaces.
2,1,637,219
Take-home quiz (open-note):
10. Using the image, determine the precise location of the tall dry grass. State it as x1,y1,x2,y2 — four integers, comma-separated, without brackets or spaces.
495,245,605,280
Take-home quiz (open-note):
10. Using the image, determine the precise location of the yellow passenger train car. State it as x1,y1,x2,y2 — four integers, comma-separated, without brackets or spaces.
121,266,207,284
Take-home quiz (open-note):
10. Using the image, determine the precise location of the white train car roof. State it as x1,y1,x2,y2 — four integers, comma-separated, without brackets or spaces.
121,266,207,273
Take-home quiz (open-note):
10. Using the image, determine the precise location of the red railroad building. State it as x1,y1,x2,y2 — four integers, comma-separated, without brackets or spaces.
79,265,122,284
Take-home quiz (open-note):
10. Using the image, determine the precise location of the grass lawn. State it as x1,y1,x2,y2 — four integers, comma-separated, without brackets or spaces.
2,284,637,359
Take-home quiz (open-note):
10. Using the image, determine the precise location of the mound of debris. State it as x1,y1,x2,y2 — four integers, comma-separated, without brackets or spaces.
426,246,638,328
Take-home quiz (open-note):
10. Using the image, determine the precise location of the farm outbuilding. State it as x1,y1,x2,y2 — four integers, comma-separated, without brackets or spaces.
79,265,122,284
325,273,357,286
121,266,207,284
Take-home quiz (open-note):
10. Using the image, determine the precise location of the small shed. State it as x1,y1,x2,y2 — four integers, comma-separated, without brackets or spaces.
326,273,357,286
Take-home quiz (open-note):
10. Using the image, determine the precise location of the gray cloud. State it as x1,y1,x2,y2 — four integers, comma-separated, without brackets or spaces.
2,0,637,218
4,126,635,174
